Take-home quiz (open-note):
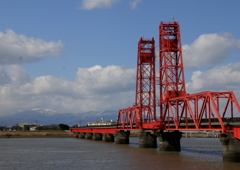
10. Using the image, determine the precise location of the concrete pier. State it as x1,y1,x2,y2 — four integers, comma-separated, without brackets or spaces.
79,132,86,138
114,130,130,144
139,130,157,148
74,132,79,138
220,133,240,162
102,133,115,142
92,133,102,141
85,133,93,139
159,131,182,151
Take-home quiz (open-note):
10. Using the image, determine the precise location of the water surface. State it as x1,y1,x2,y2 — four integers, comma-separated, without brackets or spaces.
0,138,239,170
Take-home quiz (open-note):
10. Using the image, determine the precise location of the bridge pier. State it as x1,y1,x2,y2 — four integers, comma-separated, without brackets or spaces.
85,133,93,139
139,130,157,148
92,133,102,140
102,133,114,142
79,132,86,138
114,130,130,144
220,133,240,162
74,132,79,138
159,131,182,151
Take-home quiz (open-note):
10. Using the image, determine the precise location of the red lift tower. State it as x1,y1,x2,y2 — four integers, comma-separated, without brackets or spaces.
117,37,156,129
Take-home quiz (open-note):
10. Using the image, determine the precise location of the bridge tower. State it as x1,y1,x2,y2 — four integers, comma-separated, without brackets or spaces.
159,21,186,120
135,37,156,123
117,37,156,130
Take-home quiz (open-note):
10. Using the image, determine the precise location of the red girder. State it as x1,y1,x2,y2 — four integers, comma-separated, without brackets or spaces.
161,91,240,132
70,128,116,134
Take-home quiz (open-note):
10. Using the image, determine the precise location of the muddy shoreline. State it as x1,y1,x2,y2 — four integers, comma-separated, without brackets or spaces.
0,131,74,138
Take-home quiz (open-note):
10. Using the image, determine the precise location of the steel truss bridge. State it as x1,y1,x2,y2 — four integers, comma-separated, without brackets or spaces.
71,21,240,140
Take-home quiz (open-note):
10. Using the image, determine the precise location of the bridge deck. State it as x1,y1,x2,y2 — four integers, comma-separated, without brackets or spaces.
70,118,240,135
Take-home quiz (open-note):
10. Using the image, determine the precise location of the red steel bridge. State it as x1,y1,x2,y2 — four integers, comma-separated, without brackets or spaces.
71,21,240,138
71,22,240,162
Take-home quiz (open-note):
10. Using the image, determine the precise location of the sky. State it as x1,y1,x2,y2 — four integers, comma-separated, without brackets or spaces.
0,0,240,116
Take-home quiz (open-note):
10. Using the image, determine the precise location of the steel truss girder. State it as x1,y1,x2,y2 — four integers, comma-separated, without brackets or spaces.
161,91,240,132
117,105,156,130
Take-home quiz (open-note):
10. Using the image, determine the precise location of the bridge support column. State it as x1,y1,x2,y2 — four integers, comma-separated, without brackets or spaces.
114,130,130,144
220,133,240,162
102,133,114,142
85,133,93,139
92,133,102,140
159,131,182,151
79,132,85,138
74,132,79,138
139,130,157,148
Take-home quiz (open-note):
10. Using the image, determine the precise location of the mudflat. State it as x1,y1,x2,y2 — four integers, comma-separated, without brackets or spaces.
0,130,73,138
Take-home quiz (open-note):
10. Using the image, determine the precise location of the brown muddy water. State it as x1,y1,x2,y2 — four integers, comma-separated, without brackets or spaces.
0,138,239,170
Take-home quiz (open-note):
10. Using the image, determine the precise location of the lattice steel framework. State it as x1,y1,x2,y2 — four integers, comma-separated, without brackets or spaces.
159,21,186,102
117,37,156,129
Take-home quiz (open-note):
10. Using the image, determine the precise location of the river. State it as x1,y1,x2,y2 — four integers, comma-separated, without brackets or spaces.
0,137,239,170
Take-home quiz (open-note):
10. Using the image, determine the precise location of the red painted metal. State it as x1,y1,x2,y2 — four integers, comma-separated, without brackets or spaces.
117,37,156,130
233,127,240,139
70,128,116,134
161,91,240,132
159,21,186,102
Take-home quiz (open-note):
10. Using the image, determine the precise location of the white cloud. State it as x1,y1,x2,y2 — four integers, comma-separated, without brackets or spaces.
182,32,240,68
80,0,119,10
76,65,135,94
0,30,63,65
186,62,240,93
0,65,135,116
130,0,141,9
0,65,30,86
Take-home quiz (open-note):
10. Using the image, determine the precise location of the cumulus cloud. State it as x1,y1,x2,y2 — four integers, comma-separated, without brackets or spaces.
0,30,63,65
130,0,141,9
76,65,135,94
0,65,135,116
182,32,240,68
186,62,240,93
80,0,119,10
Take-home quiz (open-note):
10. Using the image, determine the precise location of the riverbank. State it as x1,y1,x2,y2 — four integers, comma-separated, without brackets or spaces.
0,130,73,138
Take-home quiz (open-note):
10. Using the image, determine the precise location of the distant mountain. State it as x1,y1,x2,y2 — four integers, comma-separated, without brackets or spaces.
0,109,118,126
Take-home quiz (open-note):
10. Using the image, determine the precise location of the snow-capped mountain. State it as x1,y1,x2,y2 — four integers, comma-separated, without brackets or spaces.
0,109,118,126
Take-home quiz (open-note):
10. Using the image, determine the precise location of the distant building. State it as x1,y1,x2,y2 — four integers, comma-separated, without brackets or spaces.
10,125,23,131
30,126,38,131
16,123,39,130
87,121,116,126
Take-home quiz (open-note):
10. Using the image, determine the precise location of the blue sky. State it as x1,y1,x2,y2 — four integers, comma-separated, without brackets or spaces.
0,0,240,116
